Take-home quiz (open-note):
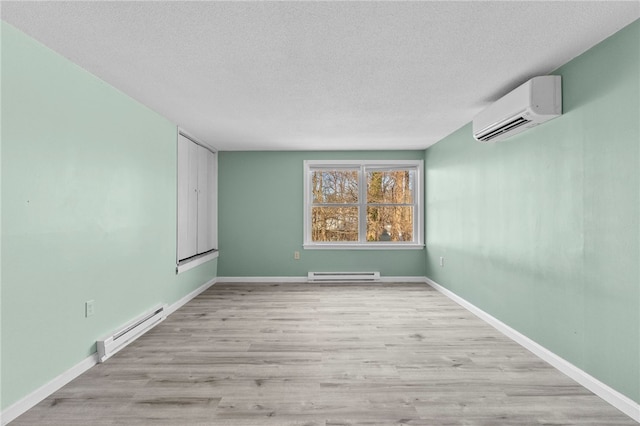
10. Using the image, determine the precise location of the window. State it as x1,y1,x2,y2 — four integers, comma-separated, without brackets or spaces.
303,160,423,249
176,131,218,273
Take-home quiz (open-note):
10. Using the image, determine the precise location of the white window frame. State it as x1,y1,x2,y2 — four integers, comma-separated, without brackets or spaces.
303,159,424,250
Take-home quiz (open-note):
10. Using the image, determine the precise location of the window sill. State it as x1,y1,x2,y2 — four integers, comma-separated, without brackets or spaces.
176,250,219,274
303,243,424,250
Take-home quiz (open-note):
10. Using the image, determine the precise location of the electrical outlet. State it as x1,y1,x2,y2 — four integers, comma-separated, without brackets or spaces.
294,251,300,260
85,300,95,317
439,256,445,267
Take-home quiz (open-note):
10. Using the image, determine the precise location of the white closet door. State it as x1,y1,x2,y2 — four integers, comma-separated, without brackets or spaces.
206,148,217,250
177,135,198,260
197,145,215,253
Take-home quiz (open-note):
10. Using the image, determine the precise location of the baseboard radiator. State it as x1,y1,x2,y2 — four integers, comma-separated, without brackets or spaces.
307,271,380,282
97,304,168,363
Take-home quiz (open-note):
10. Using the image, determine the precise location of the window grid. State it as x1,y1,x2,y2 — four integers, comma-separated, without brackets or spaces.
304,160,423,249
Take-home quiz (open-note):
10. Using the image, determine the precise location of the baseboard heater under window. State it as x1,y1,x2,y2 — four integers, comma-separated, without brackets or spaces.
97,304,168,363
307,271,381,282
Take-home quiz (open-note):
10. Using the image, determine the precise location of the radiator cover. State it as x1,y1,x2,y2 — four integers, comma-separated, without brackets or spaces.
96,304,167,363
307,272,380,282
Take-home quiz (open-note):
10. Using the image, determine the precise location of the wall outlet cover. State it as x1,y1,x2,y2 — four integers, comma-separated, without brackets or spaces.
85,300,95,317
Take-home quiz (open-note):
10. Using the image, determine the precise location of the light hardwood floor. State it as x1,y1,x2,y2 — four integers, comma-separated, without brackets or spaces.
12,283,636,425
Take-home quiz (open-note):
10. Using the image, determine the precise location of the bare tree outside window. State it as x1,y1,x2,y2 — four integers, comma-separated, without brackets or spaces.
307,163,420,246
311,170,358,242
367,170,414,242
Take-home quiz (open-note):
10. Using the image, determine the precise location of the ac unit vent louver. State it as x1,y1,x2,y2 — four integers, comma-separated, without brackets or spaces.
473,76,562,143
476,116,532,142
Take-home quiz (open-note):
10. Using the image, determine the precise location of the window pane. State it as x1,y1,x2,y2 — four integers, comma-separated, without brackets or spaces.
312,207,358,242
312,170,358,203
366,206,413,242
367,170,414,204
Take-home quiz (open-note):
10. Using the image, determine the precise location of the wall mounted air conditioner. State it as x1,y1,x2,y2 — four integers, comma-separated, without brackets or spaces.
473,75,562,143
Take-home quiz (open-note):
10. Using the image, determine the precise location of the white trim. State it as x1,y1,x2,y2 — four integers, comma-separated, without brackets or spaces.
1,354,99,425
165,277,217,316
216,276,308,283
303,159,424,167
178,128,218,153
211,152,218,250
303,243,424,250
379,276,426,283
425,277,640,423
1,278,217,425
216,276,427,284
176,250,219,274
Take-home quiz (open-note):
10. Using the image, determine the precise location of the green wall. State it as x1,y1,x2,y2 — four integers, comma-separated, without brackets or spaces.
218,151,426,278
2,13,638,418
1,23,217,410
424,21,639,403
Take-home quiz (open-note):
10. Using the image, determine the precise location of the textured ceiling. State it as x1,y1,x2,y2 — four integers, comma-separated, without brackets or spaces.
2,1,638,151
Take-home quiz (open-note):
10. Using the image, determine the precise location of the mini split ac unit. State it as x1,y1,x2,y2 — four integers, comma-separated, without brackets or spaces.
473,75,562,143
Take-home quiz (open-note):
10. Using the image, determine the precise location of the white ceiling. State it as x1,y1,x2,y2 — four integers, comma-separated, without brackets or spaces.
2,1,638,151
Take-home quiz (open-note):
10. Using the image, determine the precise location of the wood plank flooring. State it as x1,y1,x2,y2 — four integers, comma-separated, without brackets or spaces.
12,283,636,425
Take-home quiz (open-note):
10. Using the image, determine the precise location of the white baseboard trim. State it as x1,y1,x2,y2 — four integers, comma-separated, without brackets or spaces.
165,277,217,316
1,353,99,425
1,277,218,425
216,276,427,284
379,276,426,283
425,277,640,423
217,276,308,283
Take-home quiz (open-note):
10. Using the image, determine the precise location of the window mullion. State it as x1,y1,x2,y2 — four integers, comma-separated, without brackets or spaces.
358,165,367,243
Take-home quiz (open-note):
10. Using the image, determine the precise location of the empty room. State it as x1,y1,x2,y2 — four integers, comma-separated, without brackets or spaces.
1,1,639,425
